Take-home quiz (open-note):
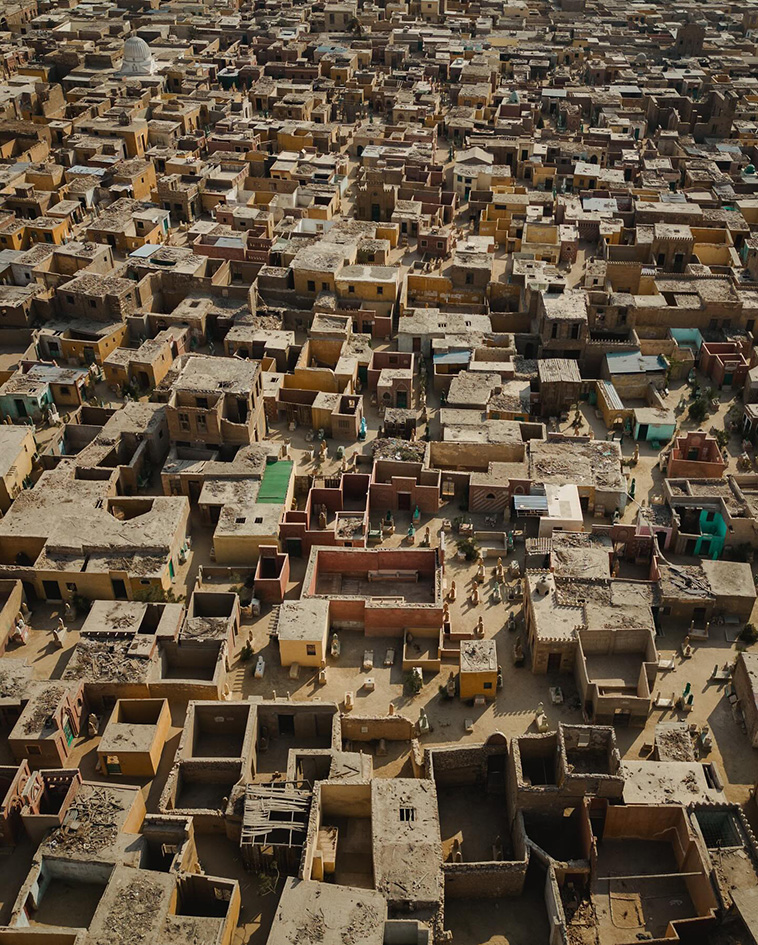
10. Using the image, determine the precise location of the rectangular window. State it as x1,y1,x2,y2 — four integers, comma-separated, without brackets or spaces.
307,280,316,292
306,644,317,656
400,807,415,822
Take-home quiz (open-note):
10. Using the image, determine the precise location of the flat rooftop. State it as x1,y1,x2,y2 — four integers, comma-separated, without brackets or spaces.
304,547,439,604
277,599,329,642
267,879,386,945
584,654,643,690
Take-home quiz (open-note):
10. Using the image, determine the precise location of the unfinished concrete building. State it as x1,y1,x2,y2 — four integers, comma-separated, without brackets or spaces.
509,725,624,814
428,738,529,899
301,777,444,931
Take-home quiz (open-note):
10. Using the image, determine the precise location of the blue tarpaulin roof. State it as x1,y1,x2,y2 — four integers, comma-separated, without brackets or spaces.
605,352,667,374
433,351,471,364
129,244,162,259
514,495,549,512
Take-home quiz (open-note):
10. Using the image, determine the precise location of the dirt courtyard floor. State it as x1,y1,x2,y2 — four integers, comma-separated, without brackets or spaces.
445,886,551,945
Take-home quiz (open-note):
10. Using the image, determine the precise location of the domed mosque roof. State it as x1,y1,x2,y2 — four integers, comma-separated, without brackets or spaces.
120,35,156,75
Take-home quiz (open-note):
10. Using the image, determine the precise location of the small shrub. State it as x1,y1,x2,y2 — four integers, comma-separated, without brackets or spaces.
740,623,758,645
72,594,92,615
456,537,480,561
404,670,423,695
688,399,707,424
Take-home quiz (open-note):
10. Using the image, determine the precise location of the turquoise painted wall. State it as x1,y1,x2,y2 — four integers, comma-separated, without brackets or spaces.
694,509,726,559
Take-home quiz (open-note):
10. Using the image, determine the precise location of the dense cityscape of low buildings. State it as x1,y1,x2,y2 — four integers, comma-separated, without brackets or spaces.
2,0,758,942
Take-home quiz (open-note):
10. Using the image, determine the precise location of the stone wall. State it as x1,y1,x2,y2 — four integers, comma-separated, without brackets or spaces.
342,714,415,742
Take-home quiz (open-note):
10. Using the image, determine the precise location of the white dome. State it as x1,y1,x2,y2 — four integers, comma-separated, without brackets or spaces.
121,36,155,75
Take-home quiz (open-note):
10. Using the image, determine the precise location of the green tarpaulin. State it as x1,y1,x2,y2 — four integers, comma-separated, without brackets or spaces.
257,460,293,504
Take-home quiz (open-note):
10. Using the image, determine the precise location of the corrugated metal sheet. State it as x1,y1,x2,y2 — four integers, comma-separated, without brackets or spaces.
602,380,624,411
